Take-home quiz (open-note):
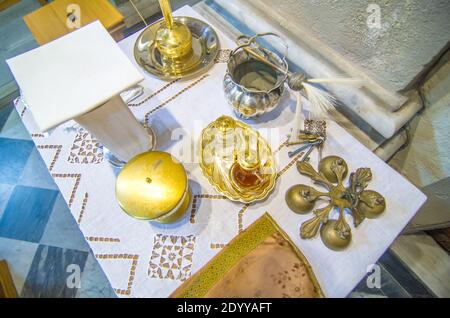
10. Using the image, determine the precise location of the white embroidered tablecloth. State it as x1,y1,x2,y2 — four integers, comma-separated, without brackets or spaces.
15,6,426,297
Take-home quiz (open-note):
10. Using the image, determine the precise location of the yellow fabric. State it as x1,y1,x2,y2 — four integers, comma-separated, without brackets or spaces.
171,213,323,298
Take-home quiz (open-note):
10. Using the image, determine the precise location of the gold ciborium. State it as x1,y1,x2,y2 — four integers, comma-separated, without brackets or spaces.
155,0,193,70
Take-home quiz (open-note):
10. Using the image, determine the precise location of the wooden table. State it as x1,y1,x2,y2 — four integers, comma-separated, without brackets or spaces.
23,0,125,45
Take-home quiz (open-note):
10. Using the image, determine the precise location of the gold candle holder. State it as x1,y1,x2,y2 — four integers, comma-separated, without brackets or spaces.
155,0,193,68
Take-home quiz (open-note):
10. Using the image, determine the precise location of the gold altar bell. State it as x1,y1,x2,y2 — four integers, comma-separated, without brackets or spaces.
155,0,193,67
133,0,220,80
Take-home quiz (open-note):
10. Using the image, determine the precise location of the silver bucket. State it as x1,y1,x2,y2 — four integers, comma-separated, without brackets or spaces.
223,33,289,118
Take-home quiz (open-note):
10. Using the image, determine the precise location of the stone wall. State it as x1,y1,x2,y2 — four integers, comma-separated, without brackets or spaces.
256,0,450,92
247,0,450,228
390,50,450,231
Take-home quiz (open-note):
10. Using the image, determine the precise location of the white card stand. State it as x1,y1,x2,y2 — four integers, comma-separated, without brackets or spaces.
75,95,155,164
7,21,154,166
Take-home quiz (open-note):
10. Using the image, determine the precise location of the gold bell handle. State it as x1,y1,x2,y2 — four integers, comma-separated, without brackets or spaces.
159,0,174,30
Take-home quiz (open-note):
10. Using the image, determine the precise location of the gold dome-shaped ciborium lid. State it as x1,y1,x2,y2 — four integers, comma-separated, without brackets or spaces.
115,151,190,223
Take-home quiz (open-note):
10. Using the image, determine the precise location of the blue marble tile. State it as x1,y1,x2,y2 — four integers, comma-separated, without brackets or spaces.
350,255,418,298
21,244,88,298
378,263,411,298
0,0,39,89
0,237,38,294
76,253,116,298
379,250,435,297
0,2,39,51
40,193,90,252
348,291,387,298
0,137,34,184
0,104,13,131
0,185,58,242
18,148,58,190
0,0,41,28
0,183,14,220
350,268,387,298
0,107,31,140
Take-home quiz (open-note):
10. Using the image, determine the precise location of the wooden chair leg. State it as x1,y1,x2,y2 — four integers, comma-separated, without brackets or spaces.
0,0,21,11
0,260,19,298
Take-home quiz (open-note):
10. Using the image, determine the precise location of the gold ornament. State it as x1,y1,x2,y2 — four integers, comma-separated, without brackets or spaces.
318,155,348,184
285,184,326,214
357,190,386,219
320,220,352,251
285,155,386,251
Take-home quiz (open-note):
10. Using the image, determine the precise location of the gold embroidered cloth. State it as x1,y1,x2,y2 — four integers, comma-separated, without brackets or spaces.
171,213,323,298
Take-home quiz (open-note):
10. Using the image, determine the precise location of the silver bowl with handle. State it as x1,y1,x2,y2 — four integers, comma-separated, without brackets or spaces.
223,33,289,118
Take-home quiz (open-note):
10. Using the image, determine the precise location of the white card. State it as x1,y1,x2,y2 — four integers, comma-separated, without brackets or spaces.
7,21,144,132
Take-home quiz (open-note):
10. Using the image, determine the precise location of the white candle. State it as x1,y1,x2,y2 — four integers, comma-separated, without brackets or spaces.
291,91,303,141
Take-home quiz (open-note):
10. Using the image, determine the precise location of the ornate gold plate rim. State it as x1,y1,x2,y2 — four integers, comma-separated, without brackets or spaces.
170,212,324,298
133,16,220,80
199,117,277,204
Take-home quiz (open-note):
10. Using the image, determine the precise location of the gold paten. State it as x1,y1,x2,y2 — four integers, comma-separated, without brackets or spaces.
285,156,386,251
134,16,220,80
115,151,190,223
199,116,277,203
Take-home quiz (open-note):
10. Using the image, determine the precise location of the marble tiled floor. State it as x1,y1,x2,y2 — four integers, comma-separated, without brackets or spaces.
0,103,115,298
0,0,40,99
0,102,436,298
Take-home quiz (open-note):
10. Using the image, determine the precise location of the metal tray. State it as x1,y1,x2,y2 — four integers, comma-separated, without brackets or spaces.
134,16,220,80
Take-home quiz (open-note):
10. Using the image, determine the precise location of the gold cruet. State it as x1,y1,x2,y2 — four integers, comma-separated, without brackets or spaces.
199,116,277,203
